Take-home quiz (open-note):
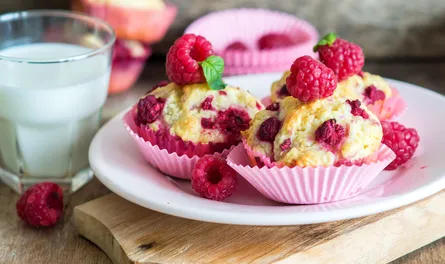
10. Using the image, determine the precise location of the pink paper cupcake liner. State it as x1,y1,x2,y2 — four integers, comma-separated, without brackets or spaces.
227,144,395,204
366,87,407,121
123,108,233,179
81,0,177,43
184,8,319,76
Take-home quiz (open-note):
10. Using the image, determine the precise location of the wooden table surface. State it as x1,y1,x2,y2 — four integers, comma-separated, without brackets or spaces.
1,59,445,264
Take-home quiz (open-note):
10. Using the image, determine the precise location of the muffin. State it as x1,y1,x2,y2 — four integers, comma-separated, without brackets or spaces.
135,82,263,158
228,54,394,204
243,96,382,168
79,0,177,43
270,71,403,120
109,39,151,94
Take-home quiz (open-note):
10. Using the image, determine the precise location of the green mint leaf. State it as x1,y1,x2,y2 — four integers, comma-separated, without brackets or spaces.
313,32,337,52
199,55,226,90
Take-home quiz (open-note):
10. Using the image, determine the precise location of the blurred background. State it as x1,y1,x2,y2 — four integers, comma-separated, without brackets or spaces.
2,0,445,59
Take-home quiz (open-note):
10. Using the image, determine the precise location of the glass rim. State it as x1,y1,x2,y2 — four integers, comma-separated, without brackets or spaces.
0,9,116,64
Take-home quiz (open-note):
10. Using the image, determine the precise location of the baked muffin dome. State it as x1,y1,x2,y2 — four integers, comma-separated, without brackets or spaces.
271,71,392,105
242,96,383,167
136,82,263,150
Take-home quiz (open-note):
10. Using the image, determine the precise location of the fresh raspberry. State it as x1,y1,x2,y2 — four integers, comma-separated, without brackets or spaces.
166,34,213,85
258,33,295,50
16,182,63,228
201,118,216,129
314,33,365,81
280,138,292,151
217,108,251,136
381,121,420,170
225,41,248,51
277,84,290,97
146,80,169,94
266,102,280,111
201,96,214,110
364,85,386,104
219,91,227,96
286,55,337,103
257,117,282,142
136,95,166,125
192,155,238,201
346,99,369,119
315,119,345,147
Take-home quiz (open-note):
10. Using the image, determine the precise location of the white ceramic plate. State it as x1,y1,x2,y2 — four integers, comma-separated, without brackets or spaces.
89,73,445,226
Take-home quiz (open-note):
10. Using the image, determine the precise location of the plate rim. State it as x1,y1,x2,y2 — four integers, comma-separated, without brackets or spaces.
89,74,445,225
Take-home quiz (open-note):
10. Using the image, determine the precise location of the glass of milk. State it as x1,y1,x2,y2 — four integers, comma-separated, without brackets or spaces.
0,10,115,194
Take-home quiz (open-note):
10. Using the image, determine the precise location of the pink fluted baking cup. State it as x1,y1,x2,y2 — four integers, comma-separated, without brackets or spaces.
123,108,232,179
366,87,407,121
227,144,395,204
184,8,318,76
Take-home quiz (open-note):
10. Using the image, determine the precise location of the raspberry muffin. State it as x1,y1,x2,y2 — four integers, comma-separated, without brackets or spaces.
135,82,263,158
243,96,382,168
227,55,395,205
269,33,405,121
109,39,151,94
271,71,392,104
80,0,177,43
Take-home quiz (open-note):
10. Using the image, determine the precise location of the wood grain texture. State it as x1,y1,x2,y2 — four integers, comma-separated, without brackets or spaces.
73,191,445,264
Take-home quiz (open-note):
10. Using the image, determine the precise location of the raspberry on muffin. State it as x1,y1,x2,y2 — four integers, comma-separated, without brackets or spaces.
242,96,382,168
135,82,263,157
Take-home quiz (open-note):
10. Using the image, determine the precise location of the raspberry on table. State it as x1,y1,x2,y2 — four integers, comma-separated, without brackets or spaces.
257,117,282,142
166,34,213,85
314,33,365,81
381,121,420,170
225,41,248,51
346,99,369,119
286,55,337,103
258,33,295,50
16,182,64,228
364,85,386,104
315,119,345,148
136,95,166,125
191,155,238,201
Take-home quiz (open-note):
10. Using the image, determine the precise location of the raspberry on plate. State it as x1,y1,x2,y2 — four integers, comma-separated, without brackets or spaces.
192,155,238,201
258,33,295,50
166,34,213,85
16,182,64,228
286,55,337,103
381,121,420,170
314,32,365,81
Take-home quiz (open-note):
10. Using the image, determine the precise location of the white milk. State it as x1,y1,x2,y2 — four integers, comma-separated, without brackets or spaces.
0,43,110,178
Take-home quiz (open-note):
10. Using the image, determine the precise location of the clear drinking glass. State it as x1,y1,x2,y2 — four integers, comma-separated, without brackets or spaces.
0,10,115,194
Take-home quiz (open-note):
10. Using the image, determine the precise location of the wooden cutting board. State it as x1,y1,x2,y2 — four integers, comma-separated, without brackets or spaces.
73,190,445,264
